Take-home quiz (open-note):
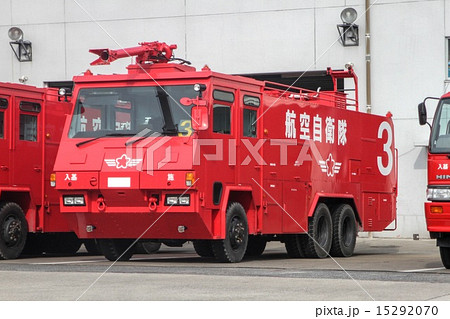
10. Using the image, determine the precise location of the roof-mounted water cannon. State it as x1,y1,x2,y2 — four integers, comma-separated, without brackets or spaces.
89,41,188,66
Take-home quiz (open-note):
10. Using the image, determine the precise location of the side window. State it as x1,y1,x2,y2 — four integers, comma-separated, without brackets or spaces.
213,104,231,134
243,108,257,137
19,101,40,142
242,95,259,138
20,114,37,141
213,90,234,135
0,98,7,139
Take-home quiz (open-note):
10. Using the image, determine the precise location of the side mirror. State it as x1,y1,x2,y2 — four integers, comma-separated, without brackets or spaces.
418,102,427,126
191,107,208,131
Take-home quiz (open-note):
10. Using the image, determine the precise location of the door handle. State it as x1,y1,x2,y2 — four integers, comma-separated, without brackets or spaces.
0,165,8,171
33,167,41,172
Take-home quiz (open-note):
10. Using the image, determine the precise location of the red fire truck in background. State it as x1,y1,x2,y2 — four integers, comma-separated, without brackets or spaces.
55,41,397,263
418,93,450,269
0,83,84,259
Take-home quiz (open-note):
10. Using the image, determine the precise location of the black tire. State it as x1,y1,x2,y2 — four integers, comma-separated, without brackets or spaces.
212,202,248,263
330,204,357,257
97,239,135,261
304,203,332,258
193,240,214,257
44,232,82,255
0,202,28,260
135,241,161,254
245,235,267,257
440,247,450,269
83,239,102,255
284,234,307,258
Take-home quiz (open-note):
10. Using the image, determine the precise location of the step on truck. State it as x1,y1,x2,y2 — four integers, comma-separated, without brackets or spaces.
418,94,450,268
0,82,86,259
55,41,397,262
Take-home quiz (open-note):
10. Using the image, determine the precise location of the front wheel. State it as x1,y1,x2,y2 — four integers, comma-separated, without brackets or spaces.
97,239,136,261
212,202,248,263
0,202,28,260
440,247,450,269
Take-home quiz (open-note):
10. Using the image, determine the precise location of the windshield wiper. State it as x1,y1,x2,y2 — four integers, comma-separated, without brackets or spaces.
156,87,178,134
76,132,134,147
124,129,158,146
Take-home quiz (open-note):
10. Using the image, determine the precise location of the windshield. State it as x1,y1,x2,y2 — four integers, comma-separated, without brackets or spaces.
430,98,450,153
69,85,196,138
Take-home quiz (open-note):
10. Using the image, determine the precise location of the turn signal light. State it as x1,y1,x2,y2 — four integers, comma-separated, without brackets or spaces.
185,172,195,186
50,173,56,187
430,206,443,214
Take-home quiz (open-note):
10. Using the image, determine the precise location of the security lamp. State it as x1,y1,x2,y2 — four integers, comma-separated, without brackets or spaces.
8,27,32,62
340,8,357,24
337,8,359,47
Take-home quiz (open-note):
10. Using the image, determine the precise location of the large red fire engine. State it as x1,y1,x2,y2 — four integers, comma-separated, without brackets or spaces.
418,94,450,268
55,41,397,263
0,83,82,259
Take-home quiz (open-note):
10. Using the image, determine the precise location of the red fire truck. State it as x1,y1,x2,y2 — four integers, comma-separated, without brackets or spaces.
418,93,450,268
55,41,397,262
0,82,83,259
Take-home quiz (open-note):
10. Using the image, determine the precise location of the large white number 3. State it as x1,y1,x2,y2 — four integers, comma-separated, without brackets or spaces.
377,121,393,176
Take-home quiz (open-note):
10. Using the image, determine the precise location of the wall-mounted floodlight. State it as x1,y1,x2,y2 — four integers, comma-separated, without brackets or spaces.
8,27,32,62
337,8,359,47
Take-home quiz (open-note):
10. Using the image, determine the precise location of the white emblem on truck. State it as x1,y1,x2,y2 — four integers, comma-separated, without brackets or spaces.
318,153,342,177
104,154,142,169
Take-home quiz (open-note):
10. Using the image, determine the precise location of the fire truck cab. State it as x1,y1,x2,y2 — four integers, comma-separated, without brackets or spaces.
0,83,80,259
418,93,450,268
55,42,397,263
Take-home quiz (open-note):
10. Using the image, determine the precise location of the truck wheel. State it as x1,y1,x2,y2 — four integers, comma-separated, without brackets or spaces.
440,247,450,269
304,203,332,258
98,239,135,261
285,234,307,258
193,240,214,257
135,241,161,254
330,204,357,257
0,202,28,260
245,235,267,257
212,202,248,263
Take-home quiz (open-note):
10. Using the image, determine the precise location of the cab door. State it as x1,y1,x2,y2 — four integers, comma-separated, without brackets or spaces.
0,96,10,185
11,98,43,200
237,93,262,186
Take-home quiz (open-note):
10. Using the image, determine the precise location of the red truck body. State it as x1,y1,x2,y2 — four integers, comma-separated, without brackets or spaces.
55,42,397,262
0,82,82,259
419,92,450,268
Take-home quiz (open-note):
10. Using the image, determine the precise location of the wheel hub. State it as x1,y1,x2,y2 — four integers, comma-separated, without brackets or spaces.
230,218,245,250
2,216,22,247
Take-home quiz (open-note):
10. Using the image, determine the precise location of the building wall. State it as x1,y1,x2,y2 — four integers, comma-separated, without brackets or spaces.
1,0,449,238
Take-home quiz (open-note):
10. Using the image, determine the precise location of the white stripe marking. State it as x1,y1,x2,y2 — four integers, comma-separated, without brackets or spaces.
400,267,446,273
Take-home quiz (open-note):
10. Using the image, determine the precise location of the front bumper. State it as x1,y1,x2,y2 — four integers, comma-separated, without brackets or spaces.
425,202,450,233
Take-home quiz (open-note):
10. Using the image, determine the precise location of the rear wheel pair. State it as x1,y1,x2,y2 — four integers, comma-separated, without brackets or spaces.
285,203,357,258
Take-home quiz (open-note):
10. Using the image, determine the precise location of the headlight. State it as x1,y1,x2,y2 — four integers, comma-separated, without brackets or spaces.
63,195,86,206
427,187,450,201
165,194,190,206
